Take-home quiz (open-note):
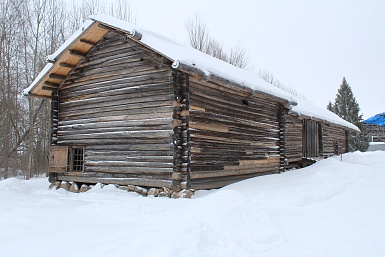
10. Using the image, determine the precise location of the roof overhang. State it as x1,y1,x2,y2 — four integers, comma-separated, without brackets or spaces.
23,21,110,98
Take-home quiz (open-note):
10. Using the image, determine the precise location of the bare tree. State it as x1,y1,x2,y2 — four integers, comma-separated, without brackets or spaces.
0,0,137,180
185,13,250,69
258,69,306,99
185,14,209,52
229,43,249,69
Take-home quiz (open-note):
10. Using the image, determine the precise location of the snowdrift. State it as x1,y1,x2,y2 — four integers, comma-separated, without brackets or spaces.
1,151,384,257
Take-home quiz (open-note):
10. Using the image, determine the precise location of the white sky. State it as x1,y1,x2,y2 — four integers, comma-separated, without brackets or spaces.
127,0,385,119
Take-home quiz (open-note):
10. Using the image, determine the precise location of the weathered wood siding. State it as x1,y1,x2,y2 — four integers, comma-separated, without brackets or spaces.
188,77,282,189
55,31,174,187
285,114,303,164
321,124,347,156
303,120,320,158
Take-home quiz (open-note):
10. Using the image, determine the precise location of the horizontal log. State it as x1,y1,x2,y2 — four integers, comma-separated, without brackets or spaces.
68,59,162,83
57,137,172,145
85,150,172,157
59,130,172,140
85,166,172,174
58,112,171,126
60,69,171,93
85,154,172,162
59,105,173,121
190,110,278,130
66,64,165,86
58,124,172,136
190,83,279,113
190,132,279,145
190,171,280,190
190,166,280,179
62,79,171,100
59,118,172,131
85,160,173,168
190,122,229,133
56,175,172,188
60,89,172,108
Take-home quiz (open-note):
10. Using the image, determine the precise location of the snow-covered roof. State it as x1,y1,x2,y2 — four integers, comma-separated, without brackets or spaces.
24,14,357,131
23,14,296,104
291,98,360,131
91,15,298,104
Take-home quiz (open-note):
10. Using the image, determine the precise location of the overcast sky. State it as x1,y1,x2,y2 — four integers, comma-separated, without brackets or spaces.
122,0,384,118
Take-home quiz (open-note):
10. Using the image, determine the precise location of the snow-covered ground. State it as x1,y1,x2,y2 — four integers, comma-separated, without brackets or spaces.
1,151,384,257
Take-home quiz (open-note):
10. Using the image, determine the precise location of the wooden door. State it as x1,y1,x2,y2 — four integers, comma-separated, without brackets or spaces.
303,120,319,158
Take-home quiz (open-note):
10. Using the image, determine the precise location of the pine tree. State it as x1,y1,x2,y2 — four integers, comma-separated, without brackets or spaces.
328,77,369,152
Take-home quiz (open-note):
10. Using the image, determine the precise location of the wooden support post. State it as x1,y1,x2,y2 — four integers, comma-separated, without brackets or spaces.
319,123,323,156
171,71,191,191
278,104,286,172
51,89,59,146
345,129,349,153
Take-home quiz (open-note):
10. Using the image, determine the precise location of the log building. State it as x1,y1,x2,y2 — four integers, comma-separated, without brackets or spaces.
24,15,358,192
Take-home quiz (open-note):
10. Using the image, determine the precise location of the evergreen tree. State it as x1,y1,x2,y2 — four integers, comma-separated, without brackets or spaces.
328,77,369,152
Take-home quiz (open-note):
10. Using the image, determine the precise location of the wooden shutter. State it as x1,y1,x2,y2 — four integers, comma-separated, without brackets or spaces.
49,146,68,173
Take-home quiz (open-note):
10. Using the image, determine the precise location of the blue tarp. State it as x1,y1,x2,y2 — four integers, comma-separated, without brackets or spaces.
364,113,385,126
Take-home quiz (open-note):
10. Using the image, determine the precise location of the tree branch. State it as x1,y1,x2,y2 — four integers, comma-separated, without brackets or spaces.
8,99,46,157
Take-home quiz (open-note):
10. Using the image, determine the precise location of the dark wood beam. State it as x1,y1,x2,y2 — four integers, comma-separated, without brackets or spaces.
80,38,97,46
69,49,86,58
49,73,67,80
59,62,77,69
42,86,57,91
44,81,60,88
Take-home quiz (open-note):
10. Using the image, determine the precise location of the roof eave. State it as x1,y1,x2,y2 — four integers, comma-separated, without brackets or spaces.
24,20,109,98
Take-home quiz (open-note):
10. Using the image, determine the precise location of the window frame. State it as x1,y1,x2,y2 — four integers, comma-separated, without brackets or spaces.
68,146,85,173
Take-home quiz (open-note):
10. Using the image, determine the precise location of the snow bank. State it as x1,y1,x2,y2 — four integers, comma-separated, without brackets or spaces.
1,151,385,257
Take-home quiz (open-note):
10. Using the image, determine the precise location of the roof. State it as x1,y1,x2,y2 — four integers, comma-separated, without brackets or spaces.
24,14,358,131
364,113,385,126
23,14,296,104
291,98,360,131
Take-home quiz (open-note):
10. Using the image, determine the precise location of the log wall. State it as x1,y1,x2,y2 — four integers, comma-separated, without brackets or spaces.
188,77,282,189
55,31,175,187
321,124,347,156
285,114,303,165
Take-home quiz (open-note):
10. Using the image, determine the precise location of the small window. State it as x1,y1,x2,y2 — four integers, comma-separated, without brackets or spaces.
68,147,84,172
242,99,249,105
